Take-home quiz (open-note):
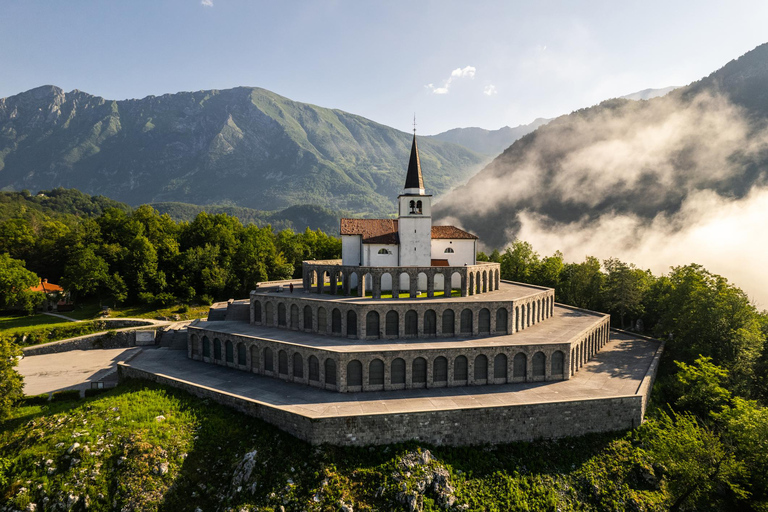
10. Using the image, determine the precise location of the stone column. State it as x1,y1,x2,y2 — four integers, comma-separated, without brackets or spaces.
343,271,351,296
409,272,418,298
427,272,435,298
444,274,452,298
331,271,338,295
391,274,400,299
461,272,468,297
358,274,365,297
372,274,382,299
317,269,325,294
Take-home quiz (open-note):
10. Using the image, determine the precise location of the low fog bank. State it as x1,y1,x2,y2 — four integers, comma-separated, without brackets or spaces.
513,187,768,309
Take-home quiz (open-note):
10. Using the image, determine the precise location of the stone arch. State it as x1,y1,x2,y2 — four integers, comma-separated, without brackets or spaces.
309,355,320,381
405,310,418,335
552,350,564,376
399,272,410,295
318,307,327,333
237,342,246,366
348,271,359,295
303,305,312,331
433,356,448,383
213,338,222,360
433,272,445,295
277,303,287,326
494,353,508,379
225,340,234,363
478,308,491,333
250,345,259,371
265,302,274,326
460,308,473,334
496,308,508,333
278,350,288,375
451,271,462,295
454,355,468,381
202,336,211,358
347,360,363,387
366,311,380,338
264,347,274,372
324,358,337,386
514,353,527,379
533,351,546,378
254,302,262,323
417,271,428,294
290,304,299,329
346,310,358,336
293,352,304,378
391,358,406,385
468,272,474,295
381,272,393,293
385,310,399,337
363,272,373,294
474,354,488,380
331,308,342,334
412,357,427,384
424,309,437,336
442,309,455,335
369,359,385,386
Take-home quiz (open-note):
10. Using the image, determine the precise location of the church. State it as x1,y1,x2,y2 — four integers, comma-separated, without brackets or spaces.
340,134,477,291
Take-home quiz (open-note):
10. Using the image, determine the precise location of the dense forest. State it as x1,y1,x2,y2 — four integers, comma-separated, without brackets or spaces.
2,189,768,510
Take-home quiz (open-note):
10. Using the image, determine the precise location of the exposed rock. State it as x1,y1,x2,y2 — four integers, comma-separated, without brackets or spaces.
392,450,459,511
231,450,258,489
67,443,80,454
154,415,166,422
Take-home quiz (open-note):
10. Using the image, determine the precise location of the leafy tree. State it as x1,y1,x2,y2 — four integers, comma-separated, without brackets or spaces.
603,258,651,329
0,253,44,314
532,251,564,289
62,245,109,301
500,240,540,283
639,410,747,511
0,337,23,420
673,356,732,419
559,256,604,311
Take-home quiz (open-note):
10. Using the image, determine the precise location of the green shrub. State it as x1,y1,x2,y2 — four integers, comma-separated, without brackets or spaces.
177,304,190,313
20,393,50,406
199,295,213,306
84,387,110,398
51,389,81,402
154,293,177,307
138,292,155,305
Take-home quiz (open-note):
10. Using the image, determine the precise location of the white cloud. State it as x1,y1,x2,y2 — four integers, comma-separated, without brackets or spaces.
484,84,498,96
201,0,213,6
427,66,476,95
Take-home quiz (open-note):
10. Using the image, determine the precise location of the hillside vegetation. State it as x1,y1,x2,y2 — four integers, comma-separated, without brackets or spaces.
0,86,485,217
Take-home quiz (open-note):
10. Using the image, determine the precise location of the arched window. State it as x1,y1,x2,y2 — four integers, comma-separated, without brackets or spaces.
347,310,357,336
533,352,546,377
293,353,304,378
474,355,488,380
369,359,384,386
442,309,455,335
391,358,406,385
424,310,437,335
309,355,320,381
412,357,427,384
454,355,468,381
237,343,246,366
225,340,233,363
202,336,210,358
433,356,447,383
405,310,418,335
213,338,222,360
347,360,363,387
385,310,399,336
377,248,391,255
494,354,508,379
325,358,337,386
331,308,342,334
552,351,564,375
460,309,473,334
409,200,416,214
416,200,423,214
366,311,380,338
444,247,454,253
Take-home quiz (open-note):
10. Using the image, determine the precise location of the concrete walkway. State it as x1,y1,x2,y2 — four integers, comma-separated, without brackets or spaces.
18,347,143,396
42,312,82,322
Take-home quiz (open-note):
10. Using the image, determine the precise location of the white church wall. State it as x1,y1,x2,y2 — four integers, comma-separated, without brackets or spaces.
342,236,361,266
362,244,399,267
398,216,432,266
431,239,475,266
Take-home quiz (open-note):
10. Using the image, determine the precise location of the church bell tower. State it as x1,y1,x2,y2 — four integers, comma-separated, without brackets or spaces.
397,131,432,267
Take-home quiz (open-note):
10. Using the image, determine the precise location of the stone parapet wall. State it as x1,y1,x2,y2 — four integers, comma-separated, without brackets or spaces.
302,260,502,299
187,314,610,393
22,322,157,356
249,287,555,340
118,362,643,446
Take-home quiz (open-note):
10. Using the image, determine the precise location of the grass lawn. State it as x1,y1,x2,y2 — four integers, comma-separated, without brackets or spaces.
0,380,669,511
0,313,71,332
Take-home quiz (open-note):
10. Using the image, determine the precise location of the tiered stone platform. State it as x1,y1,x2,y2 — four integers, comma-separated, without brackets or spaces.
118,332,663,446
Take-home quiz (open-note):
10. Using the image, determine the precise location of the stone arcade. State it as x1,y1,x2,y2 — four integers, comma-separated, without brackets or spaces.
118,132,663,446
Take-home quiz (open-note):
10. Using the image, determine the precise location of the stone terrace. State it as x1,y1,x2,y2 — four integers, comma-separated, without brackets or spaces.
119,332,663,446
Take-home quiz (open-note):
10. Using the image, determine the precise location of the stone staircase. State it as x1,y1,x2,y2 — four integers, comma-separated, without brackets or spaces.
158,322,191,350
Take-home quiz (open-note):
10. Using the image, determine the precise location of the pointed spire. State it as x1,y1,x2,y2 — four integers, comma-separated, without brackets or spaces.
404,133,425,192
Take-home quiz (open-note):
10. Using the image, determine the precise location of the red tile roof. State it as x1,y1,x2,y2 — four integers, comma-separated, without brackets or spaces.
431,259,450,267
340,218,399,244
30,279,65,293
431,225,478,240
340,219,478,244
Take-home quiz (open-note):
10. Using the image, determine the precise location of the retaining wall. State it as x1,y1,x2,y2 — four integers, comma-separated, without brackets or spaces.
22,321,158,356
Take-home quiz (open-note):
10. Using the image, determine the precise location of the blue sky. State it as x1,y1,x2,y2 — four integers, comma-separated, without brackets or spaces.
2,0,768,134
